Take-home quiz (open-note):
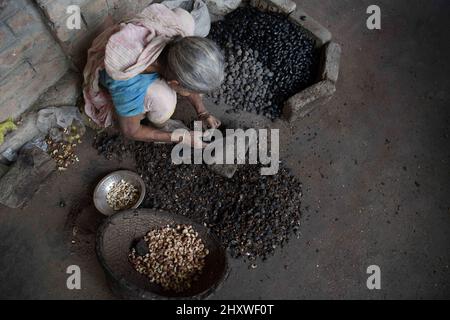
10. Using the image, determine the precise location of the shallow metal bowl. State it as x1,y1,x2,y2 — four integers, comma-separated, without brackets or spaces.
94,170,146,216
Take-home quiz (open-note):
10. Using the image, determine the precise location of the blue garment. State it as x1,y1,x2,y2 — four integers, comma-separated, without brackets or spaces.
99,69,159,117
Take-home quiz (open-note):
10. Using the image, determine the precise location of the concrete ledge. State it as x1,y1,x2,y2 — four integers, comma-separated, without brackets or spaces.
0,145,55,208
288,7,332,47
33,71,82,108
283,80,336,121
321,42,342,83
0,163,9,178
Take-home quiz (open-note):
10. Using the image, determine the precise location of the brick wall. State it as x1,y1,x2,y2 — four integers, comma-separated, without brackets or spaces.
35,0,153,67
0,0,153,122
0,0,69,122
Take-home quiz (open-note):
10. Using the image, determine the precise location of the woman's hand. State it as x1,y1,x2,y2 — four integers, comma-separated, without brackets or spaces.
198,111,221,129
202,114,221,129
186,94,221,129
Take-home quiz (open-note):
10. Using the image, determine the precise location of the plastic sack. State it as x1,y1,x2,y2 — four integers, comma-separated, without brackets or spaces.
162,0,211,37
1,147,17,162
28,136,48,152
204,0,241,16
36,106,85,142
0,138,47,163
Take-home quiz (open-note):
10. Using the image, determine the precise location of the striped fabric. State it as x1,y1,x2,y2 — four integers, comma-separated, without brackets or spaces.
82,4,195,127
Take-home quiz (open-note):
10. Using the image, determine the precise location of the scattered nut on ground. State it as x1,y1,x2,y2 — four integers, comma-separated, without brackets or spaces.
106,179,139,211
129,224,209,293
46,138,80,171
95,134,302,261
46,125,83,171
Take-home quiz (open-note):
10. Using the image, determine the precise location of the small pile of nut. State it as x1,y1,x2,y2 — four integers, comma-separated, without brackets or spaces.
46,138,80,171
106,179,140,211
46,125,83,171
129,224,209,293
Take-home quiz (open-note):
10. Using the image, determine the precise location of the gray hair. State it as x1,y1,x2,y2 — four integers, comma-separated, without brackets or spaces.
163,36,224,93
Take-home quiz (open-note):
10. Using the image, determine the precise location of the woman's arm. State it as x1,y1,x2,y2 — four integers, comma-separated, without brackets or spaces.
186,93,221,129
118,115,174,143
118,115,205,148
186,93,207,114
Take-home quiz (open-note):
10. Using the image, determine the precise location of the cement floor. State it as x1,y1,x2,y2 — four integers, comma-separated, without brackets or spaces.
0,0,449,299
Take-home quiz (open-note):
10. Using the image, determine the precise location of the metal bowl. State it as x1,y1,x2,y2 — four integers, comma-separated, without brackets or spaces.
94,170,146,216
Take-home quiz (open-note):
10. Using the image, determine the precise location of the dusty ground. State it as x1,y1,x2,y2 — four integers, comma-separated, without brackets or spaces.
0,0,449,299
